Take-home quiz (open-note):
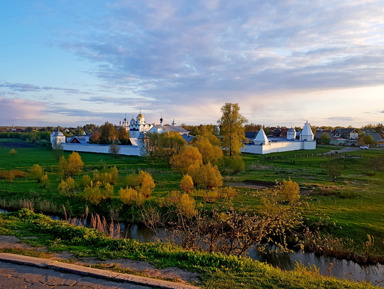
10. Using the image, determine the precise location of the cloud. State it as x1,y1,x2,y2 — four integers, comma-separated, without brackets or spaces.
0,82,88,94
56,0,384,109
0,98,46,123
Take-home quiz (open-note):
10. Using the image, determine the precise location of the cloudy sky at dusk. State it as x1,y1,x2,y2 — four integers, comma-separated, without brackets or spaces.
1,0,384,128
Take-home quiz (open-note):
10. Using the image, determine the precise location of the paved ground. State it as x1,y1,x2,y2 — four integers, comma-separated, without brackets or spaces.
0,253,200,289
0,260,151,289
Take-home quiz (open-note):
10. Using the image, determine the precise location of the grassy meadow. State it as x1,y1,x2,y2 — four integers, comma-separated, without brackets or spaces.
0,138,384,257
0,209,379,289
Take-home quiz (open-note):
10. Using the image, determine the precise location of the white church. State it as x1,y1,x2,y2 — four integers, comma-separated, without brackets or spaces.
119,113,154,138
241,121,316,154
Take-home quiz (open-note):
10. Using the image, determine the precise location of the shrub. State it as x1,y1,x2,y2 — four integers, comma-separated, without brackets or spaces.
277,178,300,203
180,174,194,193
177,194,197,218
81,175,92,188
58,177,76,196
29,164,44,182
118,187,144,206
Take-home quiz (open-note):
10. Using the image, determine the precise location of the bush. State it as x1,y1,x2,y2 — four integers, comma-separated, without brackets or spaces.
29,164,44,182
180,174,194,193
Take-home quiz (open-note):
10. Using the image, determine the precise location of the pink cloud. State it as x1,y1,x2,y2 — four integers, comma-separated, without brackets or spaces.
0,98,46,124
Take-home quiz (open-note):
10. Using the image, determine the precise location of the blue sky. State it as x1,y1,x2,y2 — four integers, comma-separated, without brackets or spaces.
1,0,384,128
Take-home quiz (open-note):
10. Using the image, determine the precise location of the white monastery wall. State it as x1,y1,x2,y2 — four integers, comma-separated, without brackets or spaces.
242,141,316,155
61,143,142,156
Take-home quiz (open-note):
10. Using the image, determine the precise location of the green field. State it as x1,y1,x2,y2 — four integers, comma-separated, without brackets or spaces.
0,138,384,257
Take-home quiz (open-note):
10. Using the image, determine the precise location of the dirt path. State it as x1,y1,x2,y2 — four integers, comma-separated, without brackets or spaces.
0,235,200,285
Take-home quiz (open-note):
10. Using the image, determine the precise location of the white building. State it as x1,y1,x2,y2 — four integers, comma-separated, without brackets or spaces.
147,117,189,136
50,130,66,146
242,121,316,154
120,113,153,138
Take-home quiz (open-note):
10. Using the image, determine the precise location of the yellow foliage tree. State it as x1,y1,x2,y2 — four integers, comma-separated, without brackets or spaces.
58,177,75,195
193,136,223,165
277,178,300,203
81,175,92,188
83,182,103,204
170,145,203,174
180,174,194,193
67,152,84,176
191,163,223,189
110,166,119,184
58,156,68,177
29,164,44,182
125,170,155,198
138,171,155,198
177,193,197,218
118,187,144,206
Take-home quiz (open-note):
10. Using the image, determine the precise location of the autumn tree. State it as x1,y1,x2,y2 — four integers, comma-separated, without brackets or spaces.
99,122,117,144
119,187,144,206
180,174,194,193
58,177,76,196
58,152,84,177
177,193,197,219
144,131,186,160
189,162,223,189
89,131,101,143
67,152,84,176
29,164,44,182
125,170,155,198
193,136,223,165
218,103,247,156
170,145,203,174
277,178,300,204
118,128,130,145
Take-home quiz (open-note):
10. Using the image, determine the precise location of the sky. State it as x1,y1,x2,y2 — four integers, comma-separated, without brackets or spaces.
1,0,384,128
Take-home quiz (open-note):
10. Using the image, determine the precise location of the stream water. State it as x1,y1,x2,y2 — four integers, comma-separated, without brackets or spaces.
1,209,383,286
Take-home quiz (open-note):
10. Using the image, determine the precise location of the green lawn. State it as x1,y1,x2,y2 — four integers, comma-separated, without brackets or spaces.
1,139,384,256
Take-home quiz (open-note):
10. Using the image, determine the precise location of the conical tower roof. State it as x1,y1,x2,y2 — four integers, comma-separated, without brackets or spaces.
300,121,314,141
255,128,269,145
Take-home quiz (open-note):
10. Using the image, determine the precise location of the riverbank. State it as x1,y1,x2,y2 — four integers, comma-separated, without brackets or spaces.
0,209,380,289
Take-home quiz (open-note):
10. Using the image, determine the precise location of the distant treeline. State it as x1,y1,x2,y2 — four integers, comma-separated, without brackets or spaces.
0,131,51,143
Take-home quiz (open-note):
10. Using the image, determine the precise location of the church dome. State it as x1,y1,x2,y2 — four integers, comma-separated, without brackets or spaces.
137,113,144,121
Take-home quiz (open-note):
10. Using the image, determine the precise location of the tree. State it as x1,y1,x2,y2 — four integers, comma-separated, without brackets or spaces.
58,177,76,196
90,131,101,143
99,122,117,144
118,128,130,145
67,152,84,176
180,174,194,193
144,131,186,160
193,136,223,165
277,179,300,204
218,103,247,156
125,170,155,198
362,134,374,146
170,145,203,174
29,164,44,182
58,152,84,177
177,193,197,218
109,144,120,158
119,187,144,206
189,162,223,189
319,133,331,145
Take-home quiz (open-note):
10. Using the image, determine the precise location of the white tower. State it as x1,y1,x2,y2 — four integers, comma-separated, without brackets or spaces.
254,128,269,145
300,121,314,141
287,127,296,141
